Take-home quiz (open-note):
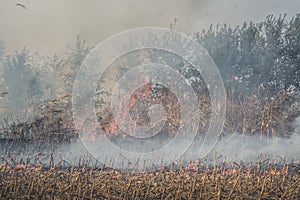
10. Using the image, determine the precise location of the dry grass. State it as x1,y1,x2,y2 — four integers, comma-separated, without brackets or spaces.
0,162,299,199
0,86,298,141
224,89,299,137
0,83,299,199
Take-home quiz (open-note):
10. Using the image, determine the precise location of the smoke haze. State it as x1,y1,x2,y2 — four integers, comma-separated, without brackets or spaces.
57,116,300,168
0,0,299,170
0,0,299,55
1,116,299,170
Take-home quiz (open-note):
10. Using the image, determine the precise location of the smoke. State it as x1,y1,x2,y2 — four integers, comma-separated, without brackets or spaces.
42,116,300,167
0,0,298,118
0,49,62,121
212,131,300,162
0,1,299,170
0,0,299,55
0,116,299,170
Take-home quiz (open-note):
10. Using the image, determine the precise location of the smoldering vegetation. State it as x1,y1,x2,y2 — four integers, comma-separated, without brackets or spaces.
0,14,300,199
0,13,299,163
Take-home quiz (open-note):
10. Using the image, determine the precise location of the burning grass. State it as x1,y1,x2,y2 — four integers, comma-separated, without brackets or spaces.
0,77,299,199
0,135,299,199
0,80,299,142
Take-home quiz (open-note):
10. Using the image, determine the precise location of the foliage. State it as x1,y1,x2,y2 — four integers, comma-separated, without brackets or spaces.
0,47,41,114
61,35,92,93
0,41,5,60
195,14,300,96
0,14,300,138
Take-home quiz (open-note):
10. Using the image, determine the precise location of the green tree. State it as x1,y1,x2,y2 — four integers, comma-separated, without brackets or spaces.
195,14,300,96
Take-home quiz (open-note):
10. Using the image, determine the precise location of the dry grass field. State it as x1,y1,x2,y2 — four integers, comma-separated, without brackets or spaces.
0,161,299,199
0,90,299,199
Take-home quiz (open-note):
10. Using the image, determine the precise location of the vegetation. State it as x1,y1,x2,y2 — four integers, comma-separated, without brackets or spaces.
0,158,299,199
0,13,299,199
0,14,299,139
196,14,300,94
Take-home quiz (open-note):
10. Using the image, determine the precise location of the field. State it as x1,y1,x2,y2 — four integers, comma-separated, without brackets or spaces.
0,135,299,199
0,158,299,199
0,85,299,199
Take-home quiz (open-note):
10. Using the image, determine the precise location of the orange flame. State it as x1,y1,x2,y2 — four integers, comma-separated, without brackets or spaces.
104,120,118,136
102,75,152,137
128,83,151,108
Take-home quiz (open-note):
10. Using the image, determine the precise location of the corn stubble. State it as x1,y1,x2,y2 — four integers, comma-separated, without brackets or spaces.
0,161,299,199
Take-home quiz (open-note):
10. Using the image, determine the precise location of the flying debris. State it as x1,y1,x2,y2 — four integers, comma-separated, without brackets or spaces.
0,92,8,98
16,3,26,9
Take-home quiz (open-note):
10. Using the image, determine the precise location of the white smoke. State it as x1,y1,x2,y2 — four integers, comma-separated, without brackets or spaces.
60,116,300,169
0,117,299,170
0,0,299,55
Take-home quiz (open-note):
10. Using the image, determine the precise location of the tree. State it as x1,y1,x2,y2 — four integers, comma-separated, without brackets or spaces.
194,14,300,96
59,36,92,93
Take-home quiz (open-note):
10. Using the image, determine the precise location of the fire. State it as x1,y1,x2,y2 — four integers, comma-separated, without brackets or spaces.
14,164,27,170
0,164,10,170
128,83,151,108
129,73,151,108
99,75,152,137
263,169,288,175
104,120,118,136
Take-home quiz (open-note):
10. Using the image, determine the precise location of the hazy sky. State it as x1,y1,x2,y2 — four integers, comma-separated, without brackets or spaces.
0,0,299,55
